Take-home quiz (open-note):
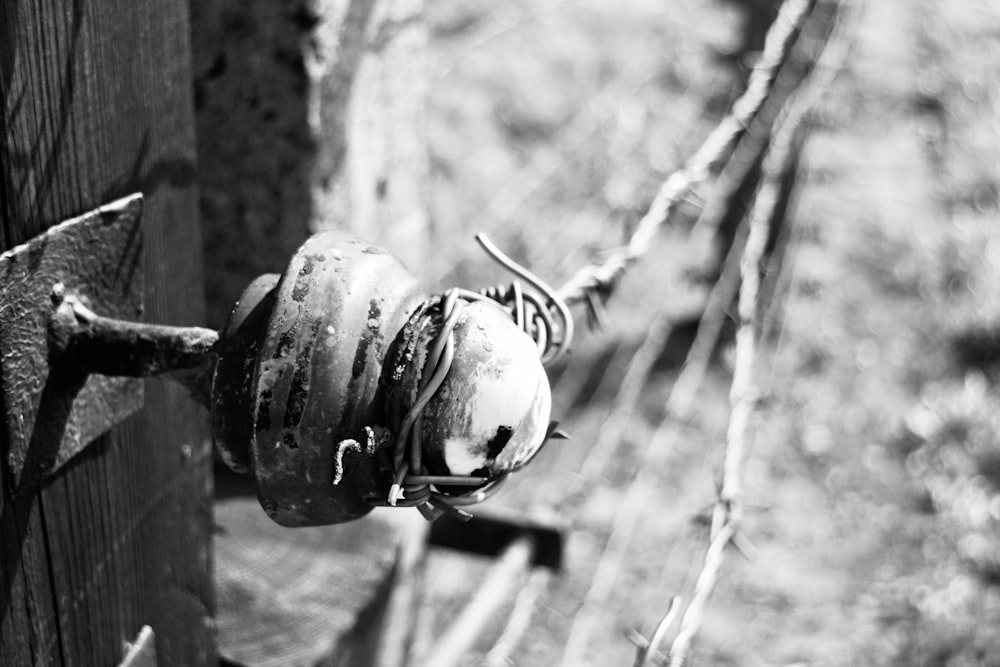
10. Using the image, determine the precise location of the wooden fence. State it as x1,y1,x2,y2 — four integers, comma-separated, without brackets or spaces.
1,1,428,665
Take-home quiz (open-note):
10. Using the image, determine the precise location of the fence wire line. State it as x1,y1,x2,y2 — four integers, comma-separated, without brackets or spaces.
438,0,820,662
633,596,682,667
663,2,862,665
554,0,817,663
687,0,836,249
557,208,750,667
556,0,814,308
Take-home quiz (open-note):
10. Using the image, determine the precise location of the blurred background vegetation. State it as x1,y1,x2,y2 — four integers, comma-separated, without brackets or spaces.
413,0,1000,665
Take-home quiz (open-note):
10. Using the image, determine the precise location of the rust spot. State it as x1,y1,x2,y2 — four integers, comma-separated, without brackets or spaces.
255,388,273,432
291,253,325,302
274,324,298,359
283,319,321,436
351,299,382,379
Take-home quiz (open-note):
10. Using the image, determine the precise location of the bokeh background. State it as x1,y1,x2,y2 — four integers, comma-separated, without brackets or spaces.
412,0,1000,665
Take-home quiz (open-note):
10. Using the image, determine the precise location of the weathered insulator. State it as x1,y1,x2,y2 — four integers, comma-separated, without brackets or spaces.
386,300,551,480
212,232,423,525
211,231,556,526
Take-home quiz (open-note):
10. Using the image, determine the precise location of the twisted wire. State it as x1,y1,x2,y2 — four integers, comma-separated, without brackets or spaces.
373,237,573,520
665,3,860,663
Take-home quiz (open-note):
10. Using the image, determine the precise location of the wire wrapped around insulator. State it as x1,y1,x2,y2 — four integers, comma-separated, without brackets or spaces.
375,236,572,520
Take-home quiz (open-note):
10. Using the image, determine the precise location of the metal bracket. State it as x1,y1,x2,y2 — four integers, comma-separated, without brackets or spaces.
0,194,144,492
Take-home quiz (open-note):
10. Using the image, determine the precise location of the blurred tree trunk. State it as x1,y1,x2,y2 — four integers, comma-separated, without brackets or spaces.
190,1,431,665
191,0,429,328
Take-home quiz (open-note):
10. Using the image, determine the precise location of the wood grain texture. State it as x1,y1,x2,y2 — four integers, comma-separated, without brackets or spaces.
0,1,212,665
214,499,427,667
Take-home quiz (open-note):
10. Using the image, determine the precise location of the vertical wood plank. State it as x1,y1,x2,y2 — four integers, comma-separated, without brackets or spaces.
0,1,213,665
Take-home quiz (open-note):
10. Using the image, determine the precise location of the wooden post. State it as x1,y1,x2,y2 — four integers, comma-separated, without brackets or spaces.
0,2,213,666
191,0,430,328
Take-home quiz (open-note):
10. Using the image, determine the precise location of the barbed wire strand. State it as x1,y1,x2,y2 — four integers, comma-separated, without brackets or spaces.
556,0,819,512
556,208,750,667
439,72,740,667
633,596,683,667
686,0,837,249
555,3,818,664
480,221,746,667
468,295,690,666
556,0,814,308
428,0,819,662
663,2,861,665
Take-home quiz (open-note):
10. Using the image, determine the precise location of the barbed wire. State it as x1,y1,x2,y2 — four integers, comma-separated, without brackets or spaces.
554,0,819,663
555,0,815,310
685,0,838,249
557,212,750,667
659,2,862,665
422,0,848,661
632,597,682,667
